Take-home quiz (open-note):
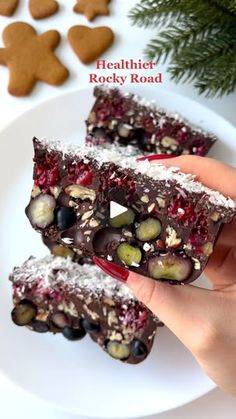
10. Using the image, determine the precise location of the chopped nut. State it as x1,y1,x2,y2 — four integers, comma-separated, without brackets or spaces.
122,325,135,335
89,218,100,228
69,200,78,208
109,331,123,342
85,296,92,305
103,297,115,306
147,203,155,213
210,211,221,222
81,210,94,221
72,248,83,256
161,136,178,148
65,185,96,202
156,196,166,208
58,301,78,317
143,242,151,252
141,195,149,203
52,245,74,258
118,123,133,138
123,230,133,238
108,119,118,130
84,230,92,235
82,305,99,321
108,310,118,326
201,242,213,257
192,257,201,270
36,310,48,322
50,186,62,199
122,338,132,345
88,111,96,124
31,184,41,198
184,243,193,251
165,226,182,248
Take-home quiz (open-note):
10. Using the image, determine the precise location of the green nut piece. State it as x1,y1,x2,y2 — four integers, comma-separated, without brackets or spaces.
117,243,142,266
136,218,161,241
51,245,74,259
148,254,192,282
107,341,130,360
109,208,135,228
11,301,37,326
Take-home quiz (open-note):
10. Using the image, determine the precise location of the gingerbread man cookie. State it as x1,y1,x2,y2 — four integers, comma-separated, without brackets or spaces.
0,0,19,16
68,25,114,64
73,0,110,22
0,22,69,96
29,0,59,20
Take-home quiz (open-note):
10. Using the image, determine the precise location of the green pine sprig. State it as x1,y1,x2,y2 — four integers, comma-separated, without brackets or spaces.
129,0,236,97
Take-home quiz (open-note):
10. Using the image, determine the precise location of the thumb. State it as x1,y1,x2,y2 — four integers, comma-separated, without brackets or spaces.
127,272,215,352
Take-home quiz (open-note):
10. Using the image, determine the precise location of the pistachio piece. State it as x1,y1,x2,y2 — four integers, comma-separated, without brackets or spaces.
110,208,135,228
136,218,161,241
148,254,192,282
65,184,96,202
107,341,130,360
117,243,142,266
51,245,74,258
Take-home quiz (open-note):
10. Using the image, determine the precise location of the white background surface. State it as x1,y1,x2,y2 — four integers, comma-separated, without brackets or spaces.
0,1,236,418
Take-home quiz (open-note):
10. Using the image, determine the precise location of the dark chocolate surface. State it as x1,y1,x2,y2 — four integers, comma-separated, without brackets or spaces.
86,86,216,157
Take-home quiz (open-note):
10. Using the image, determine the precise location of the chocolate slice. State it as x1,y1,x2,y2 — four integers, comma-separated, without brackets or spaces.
10,255,160,364
86,85,217,157
25,138,236,285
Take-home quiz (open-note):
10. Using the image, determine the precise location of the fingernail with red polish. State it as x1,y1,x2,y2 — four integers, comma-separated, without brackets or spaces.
137,154,176,162
93,256,129,283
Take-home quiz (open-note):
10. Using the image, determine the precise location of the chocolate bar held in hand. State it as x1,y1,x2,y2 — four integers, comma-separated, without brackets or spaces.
86,85,216,156
10,255,159,364
26,138,236,284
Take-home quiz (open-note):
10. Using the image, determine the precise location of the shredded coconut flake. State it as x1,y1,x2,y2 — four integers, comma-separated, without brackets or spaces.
11,256,135,300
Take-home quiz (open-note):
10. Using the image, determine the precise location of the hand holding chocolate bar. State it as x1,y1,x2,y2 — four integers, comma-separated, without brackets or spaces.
97,156,236,394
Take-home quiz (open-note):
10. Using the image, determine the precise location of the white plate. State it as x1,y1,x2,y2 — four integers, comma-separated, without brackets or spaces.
0,86,236,418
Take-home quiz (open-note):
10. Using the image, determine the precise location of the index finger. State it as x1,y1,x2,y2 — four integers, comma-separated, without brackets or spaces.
151,156,236,201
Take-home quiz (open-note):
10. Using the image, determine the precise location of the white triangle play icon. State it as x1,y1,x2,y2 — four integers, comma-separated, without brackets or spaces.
110,201,128,219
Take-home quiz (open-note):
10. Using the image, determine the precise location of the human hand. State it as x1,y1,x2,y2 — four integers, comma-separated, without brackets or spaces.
94,156,236,396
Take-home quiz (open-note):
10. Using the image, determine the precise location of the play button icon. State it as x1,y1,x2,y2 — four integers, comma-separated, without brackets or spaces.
110,201,128,219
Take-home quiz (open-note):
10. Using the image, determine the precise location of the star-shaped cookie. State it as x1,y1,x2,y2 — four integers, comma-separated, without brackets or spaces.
0,22,69,96
73,0,110,22
0,0,19,16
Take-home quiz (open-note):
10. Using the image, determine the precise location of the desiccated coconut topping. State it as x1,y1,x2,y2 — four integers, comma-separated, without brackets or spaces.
10,255,135,300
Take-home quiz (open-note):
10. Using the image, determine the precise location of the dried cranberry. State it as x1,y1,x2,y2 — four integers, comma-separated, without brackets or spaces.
189,211,209,247
169,194,195,224
119,303,148,330
35,153,59,190
189,139,209,156
142,116,155,132
68,162,93,186
175,127,188,143
110,97,126,118
155,128,165,142
100,168,136,202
